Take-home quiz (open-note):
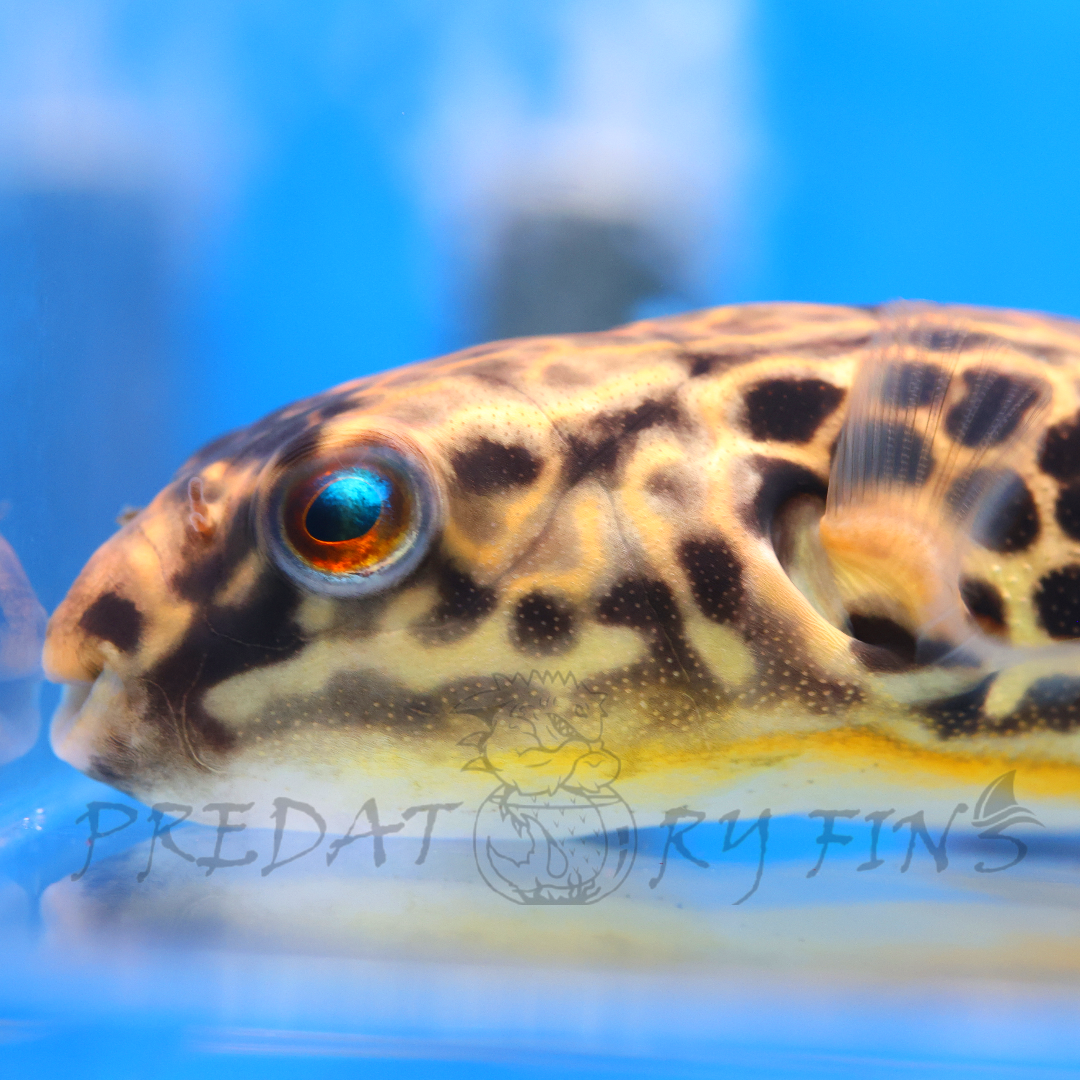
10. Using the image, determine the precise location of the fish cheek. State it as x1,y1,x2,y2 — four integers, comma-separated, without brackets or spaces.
442,465,561,578
138,567,306,768
410,555,497,645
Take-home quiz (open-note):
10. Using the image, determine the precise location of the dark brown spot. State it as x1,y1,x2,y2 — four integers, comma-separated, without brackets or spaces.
1034,565,1080,639
980,474,1039,552
158,573,303,693
190,399,331,471
412,561,497,645
595,575,716,696
460,357,519,382
920,676,995,739
846,421,933,487
563,397,681,486
683,352,741,378
948,470,1040,552
946,468,999,520
743,379,845,444
678,537,744,624
1015,343,1070,365
79,592,143,654
451,437,542,496
924,329,992,352
847,615,976,672
597,576,665,631
961,577,1006,635
997,677,1080,734
880,361,950,408
1055,483,1080,541
944,369,1044,448
170,492,259,606
141,564,305,764
644,467,691,502
290,667,457,738
565,434,619,484
1039,411,1080,481
746,456,828,537
511,592,576,656
316,395,368,422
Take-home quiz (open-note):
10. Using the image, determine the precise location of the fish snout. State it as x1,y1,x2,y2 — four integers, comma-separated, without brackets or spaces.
43,578,117,685
43,563,149,776
46,554,162,730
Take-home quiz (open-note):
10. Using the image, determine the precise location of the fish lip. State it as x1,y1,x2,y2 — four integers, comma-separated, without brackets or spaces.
49,678,95,752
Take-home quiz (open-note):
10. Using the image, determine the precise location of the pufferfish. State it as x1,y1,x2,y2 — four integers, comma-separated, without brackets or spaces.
41,302,1080,826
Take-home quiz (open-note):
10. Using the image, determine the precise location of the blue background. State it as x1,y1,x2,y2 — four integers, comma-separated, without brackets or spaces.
4,1,1080,610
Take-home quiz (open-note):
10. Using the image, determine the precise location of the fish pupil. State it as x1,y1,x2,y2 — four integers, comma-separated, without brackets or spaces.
304,471,388,542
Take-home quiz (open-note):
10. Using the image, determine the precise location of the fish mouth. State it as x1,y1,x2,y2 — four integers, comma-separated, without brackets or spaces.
49,670,126,773
51,679,94,749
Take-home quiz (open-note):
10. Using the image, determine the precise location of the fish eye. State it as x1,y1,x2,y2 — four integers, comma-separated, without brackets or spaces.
302,470,390,544
258,436,442,596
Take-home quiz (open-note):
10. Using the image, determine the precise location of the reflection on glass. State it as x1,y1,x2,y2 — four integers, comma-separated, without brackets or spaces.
0,530,44,765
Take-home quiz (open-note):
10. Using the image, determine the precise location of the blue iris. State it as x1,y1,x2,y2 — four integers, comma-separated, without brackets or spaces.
304,469,390,542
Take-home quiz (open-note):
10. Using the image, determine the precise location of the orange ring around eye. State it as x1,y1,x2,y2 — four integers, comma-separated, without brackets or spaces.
282,466,412,575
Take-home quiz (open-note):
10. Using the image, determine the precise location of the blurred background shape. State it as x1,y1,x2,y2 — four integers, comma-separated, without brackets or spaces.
0,1,192,614
417,0,752,341
0,190,173,613
1,0,1080,654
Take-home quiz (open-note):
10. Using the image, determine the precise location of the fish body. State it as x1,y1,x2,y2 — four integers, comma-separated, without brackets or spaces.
42,303,1080,828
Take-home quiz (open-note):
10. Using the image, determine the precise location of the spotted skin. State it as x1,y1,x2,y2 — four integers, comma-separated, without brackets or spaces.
42,302,1080,812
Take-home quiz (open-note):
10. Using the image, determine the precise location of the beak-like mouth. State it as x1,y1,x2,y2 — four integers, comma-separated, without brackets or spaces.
49,670,130,776
50,679,95,750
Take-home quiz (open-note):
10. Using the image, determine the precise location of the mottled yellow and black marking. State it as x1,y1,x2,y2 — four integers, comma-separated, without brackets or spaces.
41,302,1080,811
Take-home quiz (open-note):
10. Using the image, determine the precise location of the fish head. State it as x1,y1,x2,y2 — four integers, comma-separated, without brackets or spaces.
41,343,665,807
